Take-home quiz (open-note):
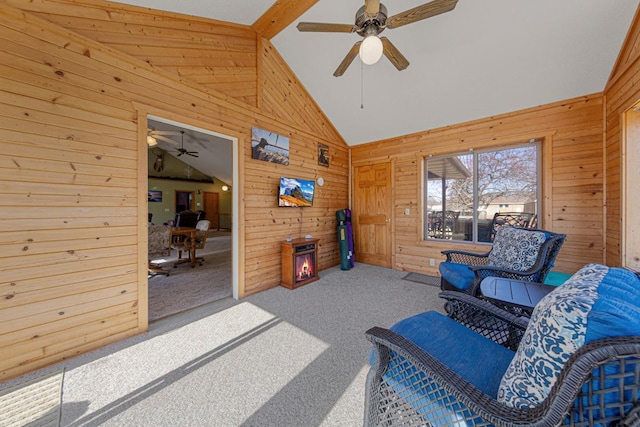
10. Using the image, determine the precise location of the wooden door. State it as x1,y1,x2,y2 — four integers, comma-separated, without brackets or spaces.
353,162,392,267
203,192,219,230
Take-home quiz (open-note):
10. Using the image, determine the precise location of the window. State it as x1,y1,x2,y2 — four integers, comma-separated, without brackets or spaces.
424,143,540,243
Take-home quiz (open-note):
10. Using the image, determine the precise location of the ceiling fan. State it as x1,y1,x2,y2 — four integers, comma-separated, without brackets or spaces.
173,131,199,158
147,128,180,146
297,0,458,77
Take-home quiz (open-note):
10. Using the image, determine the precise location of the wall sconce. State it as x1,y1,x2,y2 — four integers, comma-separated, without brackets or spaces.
222,185,230,192
196,189,201,195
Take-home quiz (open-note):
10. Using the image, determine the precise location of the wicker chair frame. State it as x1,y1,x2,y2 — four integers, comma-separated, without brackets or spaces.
440,228,567,297
364,292,640,427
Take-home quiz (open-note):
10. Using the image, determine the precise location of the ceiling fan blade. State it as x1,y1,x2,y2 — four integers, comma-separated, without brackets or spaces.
387,0,458,29
187,153,199,157
364,0,380,14
333,41,362,77
154,134,179,145
381,37,410,71
297,22,355,33
152,130,180,135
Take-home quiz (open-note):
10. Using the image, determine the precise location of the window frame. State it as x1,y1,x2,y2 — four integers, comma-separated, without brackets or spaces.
423,141,541,244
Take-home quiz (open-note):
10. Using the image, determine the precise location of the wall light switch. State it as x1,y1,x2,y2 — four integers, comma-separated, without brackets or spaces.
164,208,170,212
404,208,410,215
429,258,436,267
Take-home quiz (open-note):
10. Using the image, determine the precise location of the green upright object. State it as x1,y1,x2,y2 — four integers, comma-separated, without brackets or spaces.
338,224,351,270
336,209,348,223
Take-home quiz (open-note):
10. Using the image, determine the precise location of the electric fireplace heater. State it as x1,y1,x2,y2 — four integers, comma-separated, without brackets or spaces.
281,238,319,289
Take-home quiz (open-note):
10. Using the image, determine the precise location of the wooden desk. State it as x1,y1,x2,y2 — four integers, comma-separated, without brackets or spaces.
169,227,197,268
480,277,556,316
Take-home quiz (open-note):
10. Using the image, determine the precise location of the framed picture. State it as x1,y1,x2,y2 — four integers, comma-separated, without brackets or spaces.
148,190,163,202
318,143,329,167
251,127,290,165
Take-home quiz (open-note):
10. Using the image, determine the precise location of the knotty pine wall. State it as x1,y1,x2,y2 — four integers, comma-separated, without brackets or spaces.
351,94,606,276
0,0,348,381
604,6,640,267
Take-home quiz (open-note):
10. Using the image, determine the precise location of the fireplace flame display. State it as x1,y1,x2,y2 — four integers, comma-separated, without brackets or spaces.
295,253,315,283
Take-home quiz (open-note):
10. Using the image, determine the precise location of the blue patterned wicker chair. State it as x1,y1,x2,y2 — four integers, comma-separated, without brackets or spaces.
439,226,566,297
365,264,640,426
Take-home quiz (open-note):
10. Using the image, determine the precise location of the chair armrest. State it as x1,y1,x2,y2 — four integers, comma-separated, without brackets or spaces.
439,291,529,349
365,326,640,427
441,249,491,265
467,263,548,296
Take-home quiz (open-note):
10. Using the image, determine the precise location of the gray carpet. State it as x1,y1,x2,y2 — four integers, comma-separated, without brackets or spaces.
402,272,441,287
148,233,232,321
2,263,444,427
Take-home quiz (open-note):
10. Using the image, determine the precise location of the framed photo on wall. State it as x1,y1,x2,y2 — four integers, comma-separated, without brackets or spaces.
251,127,290,165
318,143,329,167
148,190,163,202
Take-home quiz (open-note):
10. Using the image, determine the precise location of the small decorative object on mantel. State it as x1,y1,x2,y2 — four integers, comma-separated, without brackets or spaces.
318,143,329,167
251,127,290,165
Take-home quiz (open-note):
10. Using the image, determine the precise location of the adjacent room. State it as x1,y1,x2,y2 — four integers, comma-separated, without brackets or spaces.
2,0,640,425
145,116,234,321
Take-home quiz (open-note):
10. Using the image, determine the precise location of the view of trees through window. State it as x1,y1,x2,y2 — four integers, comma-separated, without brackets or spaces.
425,143,539,242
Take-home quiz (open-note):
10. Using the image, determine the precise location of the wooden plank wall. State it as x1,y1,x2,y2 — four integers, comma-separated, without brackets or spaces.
351,94,606,276
259,39,343,143
0,0,348,381
7,0,261,107
604,7,640,266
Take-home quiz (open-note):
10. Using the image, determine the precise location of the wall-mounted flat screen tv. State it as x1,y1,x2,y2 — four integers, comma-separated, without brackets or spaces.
278,177,315,207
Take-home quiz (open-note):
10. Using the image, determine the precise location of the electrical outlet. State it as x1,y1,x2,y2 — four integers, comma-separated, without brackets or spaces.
429,258,435,267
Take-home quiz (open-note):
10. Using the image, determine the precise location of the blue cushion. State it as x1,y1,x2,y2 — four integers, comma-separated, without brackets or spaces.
439,262,475,290
389,311,515,397
498,264,640,410
381,311,515,426
487,227,547,272
585,267,640,343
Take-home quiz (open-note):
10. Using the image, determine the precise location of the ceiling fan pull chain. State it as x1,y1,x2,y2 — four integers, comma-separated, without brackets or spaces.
361,61,364,109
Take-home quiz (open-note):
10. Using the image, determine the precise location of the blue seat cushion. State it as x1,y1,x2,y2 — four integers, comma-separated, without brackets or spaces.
389,311,515,397
379,311,515,425
439,262,475,290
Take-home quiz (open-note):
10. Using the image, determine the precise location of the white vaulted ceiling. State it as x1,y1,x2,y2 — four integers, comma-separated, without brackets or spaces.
116,0,638,146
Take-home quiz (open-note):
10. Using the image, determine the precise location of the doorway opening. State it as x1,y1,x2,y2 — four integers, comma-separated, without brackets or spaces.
623,104,640,270
175,190,194,213
146,114,239,321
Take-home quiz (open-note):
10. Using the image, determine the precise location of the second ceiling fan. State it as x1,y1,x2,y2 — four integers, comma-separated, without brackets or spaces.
297,0,458,77
173,131,199,158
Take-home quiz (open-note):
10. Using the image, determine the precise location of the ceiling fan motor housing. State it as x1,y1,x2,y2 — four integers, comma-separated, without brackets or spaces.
355,4,387,36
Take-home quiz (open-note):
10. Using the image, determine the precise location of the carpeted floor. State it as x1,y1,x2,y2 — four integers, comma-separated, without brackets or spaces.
148,232,232,321
1,263,445,427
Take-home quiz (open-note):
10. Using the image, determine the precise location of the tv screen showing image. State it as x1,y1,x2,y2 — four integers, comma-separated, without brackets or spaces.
278,177,315,207
148,190,163,202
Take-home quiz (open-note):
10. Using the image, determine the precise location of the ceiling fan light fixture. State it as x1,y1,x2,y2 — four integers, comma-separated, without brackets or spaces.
359,35,383,65
146,135,157,146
